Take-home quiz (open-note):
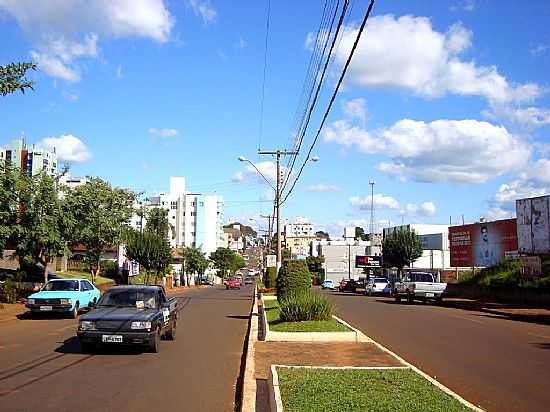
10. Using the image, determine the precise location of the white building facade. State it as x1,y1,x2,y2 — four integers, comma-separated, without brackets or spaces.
1,137,57,177
284,219,315,258
132,177,225,256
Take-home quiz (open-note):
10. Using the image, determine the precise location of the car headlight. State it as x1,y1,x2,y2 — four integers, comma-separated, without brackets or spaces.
27,298,35,305
131,321,152,330
79,321,96,330
60,298,71,305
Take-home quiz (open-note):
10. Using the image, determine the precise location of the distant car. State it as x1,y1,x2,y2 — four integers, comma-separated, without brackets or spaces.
321,279,334,289
244,276,253,285
339,279,352,292
235,275,244,286
26,279,101,318
225,278,241,290
365,277,391,296
77,285,177,353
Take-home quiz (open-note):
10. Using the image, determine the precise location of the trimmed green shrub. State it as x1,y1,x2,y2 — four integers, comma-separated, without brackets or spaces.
265,267,277,289
279,290,333,322
276,260,311,301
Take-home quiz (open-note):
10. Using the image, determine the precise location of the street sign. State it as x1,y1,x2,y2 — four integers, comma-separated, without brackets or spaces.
266,254,276,268
355,255,381,268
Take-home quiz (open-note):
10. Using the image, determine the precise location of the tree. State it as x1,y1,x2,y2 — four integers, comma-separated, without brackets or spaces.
1,62,37,96
0,163,19,257
276,260,311,301
382,229,423,278
183,246,209,287
355,227,369,241
63,178,135,283
16,173,67,284
209,247,244,279
145,208,175,240
315,230,330,240
124,229,171,285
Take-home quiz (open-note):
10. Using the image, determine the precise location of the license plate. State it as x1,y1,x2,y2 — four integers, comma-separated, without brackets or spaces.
425,293,434,297
102,335,123,343
39,306,53,311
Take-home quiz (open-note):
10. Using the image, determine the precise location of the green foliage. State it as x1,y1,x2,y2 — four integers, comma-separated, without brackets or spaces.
124,228,171,284
182,246,209,286
315,230,330,240
460,259,522,287
100,260,118,278
63,178,135,283
355,227,369,241
145,208,175,240
0,279,18,303
265,267,277,288
382,229,423,276
16,172,67,283
0,163,19,256
209,247,245,278
0,62,37,96
279,290,333,322
276,259,312,301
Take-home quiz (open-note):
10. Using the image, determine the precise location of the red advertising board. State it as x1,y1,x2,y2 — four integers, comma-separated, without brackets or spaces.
449,219,518,267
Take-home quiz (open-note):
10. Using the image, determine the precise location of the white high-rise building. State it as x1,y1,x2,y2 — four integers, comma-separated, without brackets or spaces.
132,177,225,255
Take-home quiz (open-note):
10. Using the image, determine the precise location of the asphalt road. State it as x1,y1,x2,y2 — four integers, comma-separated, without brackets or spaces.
0,285,252,412
326,290,550,412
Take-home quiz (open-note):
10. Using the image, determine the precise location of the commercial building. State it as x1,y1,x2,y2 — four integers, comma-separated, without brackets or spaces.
284,218,316,258
131,177,225,255
0,137,57,177
383,224,451,270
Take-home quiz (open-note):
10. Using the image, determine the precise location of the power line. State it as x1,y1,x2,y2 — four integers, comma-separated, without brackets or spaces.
258,0,271,151
281,0,376,205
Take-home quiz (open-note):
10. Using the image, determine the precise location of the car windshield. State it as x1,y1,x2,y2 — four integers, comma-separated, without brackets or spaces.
98,289,157,309
43,280,79,291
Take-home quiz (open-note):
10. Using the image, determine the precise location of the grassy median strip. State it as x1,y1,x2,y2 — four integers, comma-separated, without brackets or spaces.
277,367,472,412
263,298,350,332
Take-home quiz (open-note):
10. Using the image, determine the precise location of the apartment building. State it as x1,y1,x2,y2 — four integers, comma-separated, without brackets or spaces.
0,137,57,177
284,218,316,258
131,177,225,255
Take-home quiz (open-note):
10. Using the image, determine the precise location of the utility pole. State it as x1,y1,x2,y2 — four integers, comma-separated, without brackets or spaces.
258,149,298,273
260,214,273,250
369,180,375,238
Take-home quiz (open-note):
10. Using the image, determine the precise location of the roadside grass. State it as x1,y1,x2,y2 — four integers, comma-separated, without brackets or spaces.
277,367,472,412
57,271,113,285
263,298,350,332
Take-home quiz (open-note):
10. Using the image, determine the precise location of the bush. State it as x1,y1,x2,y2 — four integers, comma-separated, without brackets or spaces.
0,279,18,303
265,267,277,289
460,259,521,287
276,260,311,301
279,290,333,322
100,260,118,278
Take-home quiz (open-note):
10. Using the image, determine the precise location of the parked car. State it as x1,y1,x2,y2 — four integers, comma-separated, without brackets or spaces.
349,278,366,293
338,279,351,292
365,277,391,296
26,278,101,318
77,285,177,353
235,274,244,286
393,272,447,304
225,278,241,290
321,279,334,289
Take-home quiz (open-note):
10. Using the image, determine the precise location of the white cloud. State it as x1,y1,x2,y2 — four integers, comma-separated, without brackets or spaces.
342,98,367,127
61,90,79,101
451,0,476,12
332,15,540,104
307,184,341,193
1,0,174,81
402,201,437,217
232,161,286,187
484,104,550,130
325,103,531,184
116,64,123,79
485,207,515,221
531,44,548,57
148,128,178,137
187,0,217,26
350,194,400,210
38,134,91,162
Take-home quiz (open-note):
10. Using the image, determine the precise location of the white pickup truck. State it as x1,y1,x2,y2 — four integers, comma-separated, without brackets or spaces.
393,272,446,304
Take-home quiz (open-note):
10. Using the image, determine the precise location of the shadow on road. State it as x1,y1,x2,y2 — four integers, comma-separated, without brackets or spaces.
531,342,550,350
55,336,143,355
16,312,70,320
226,315,250,320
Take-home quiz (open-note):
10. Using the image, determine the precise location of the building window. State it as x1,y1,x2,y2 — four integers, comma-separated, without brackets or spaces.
171,201,177,210
191,212,195,216
191,232,196,236
191,202,196,207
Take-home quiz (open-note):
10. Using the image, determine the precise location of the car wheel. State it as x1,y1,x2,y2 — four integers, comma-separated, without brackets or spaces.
149,327,161,353
166,320,177,341
436,296,443,304
407,292,414,304
71,302,79,319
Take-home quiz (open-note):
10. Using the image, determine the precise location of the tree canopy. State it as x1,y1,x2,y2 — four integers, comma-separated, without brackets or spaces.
1,62,37,96
145,207,175,240
124,228,171,285
382,229,423,277
209,247,245,278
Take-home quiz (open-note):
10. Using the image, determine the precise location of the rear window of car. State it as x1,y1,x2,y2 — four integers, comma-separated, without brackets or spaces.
411,273,434,282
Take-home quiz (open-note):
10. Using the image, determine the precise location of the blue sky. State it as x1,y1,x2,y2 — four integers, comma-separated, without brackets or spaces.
1,0,549,236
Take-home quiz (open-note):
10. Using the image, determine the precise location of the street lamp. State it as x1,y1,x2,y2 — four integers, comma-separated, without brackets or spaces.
238,156,276,191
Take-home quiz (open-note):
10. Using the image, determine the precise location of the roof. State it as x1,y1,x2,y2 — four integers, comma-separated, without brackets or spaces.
108,284,162,290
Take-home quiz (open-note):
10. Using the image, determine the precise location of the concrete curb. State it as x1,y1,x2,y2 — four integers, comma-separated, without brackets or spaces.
261,296,362,342
241,286,259,412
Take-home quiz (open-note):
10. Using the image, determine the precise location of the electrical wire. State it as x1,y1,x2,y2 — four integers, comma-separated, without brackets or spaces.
281,0,376,205
258,0,271,151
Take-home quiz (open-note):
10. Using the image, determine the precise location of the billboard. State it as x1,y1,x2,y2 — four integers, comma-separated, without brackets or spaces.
449,219,518,267
419,233,444,250
265,254,276,268
355,255,381,268
516,195,550,255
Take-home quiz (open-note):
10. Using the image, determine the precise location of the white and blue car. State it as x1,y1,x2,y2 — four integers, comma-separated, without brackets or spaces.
26,279,101,318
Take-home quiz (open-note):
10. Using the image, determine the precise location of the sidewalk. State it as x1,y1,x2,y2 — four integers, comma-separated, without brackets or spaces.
0,302,26,322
